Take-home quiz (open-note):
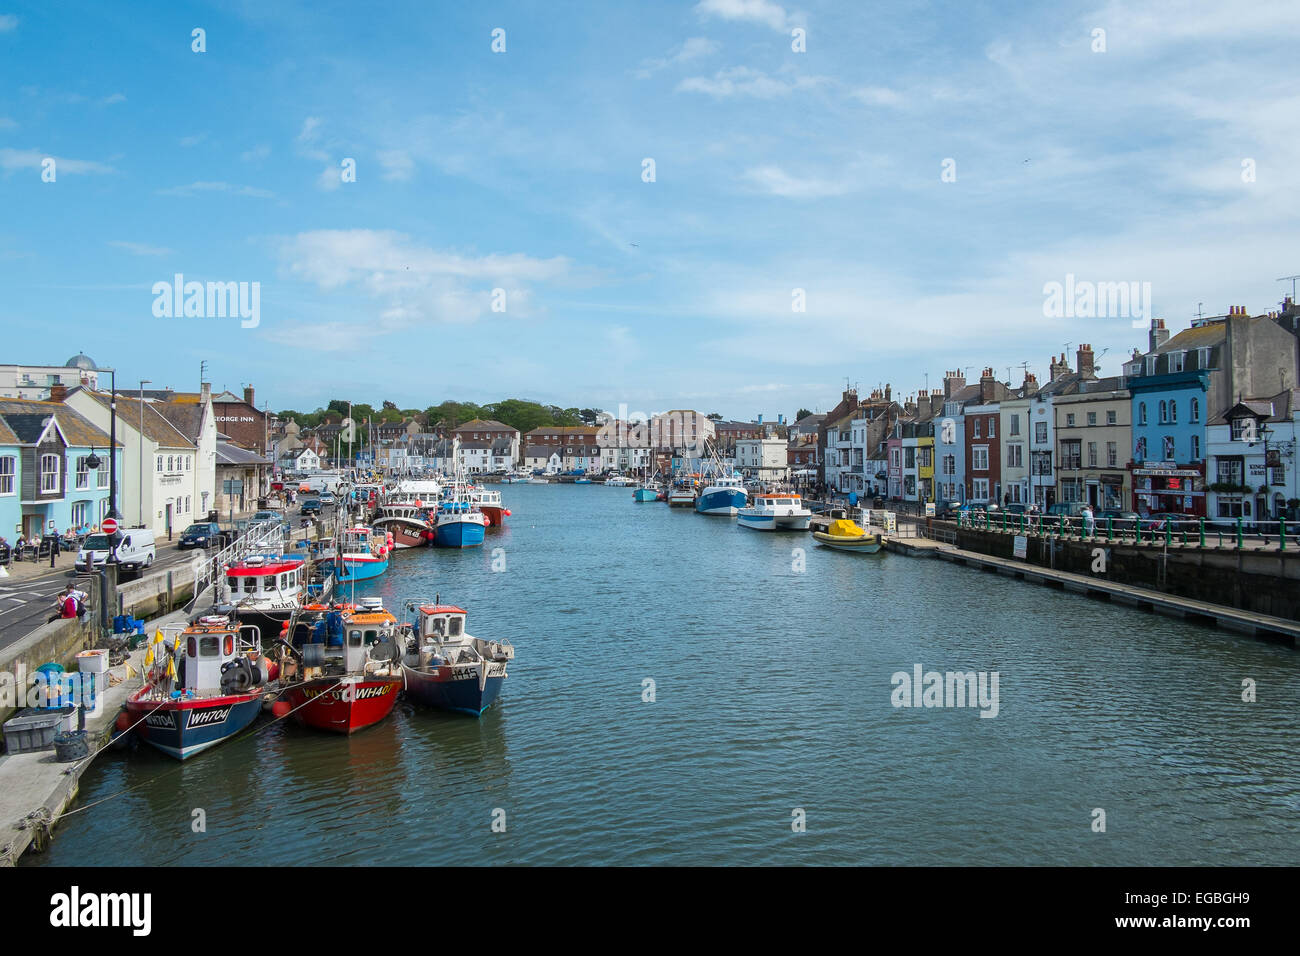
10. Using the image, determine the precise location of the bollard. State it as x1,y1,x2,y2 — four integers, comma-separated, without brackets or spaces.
1281,521,1287,552
1106,517,1113,542
1198,518,1205,549
1236,517,1244,549
1165,520,1172,548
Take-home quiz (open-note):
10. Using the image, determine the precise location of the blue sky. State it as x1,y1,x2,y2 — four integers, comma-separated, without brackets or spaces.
2,0,1299,419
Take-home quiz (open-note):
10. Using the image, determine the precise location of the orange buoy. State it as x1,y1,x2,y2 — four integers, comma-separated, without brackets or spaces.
265,661,279,681
115,711,131,732
503,509,511,517
272,700,292,718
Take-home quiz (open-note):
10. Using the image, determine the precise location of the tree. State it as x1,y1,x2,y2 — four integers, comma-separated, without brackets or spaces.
327,399,351,417
579,408,601,426
706,412,723,421
796,408,813,421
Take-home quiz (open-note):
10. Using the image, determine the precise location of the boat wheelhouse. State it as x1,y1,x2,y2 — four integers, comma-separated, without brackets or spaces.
224,554,307,623
372,503,435,549
466,485,509,526
125,615,271,760
737,493,813,531
400,601,514,716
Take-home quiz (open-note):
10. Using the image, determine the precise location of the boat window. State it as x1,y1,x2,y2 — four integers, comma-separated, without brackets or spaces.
199,635,221,657
263,575,275,591
348,630,363,648
280,573,288,589
430,616,445,635
365,629,378,643
449,617,462,636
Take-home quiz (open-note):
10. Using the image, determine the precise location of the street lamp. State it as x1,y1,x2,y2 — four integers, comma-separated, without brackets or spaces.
138,379,151,528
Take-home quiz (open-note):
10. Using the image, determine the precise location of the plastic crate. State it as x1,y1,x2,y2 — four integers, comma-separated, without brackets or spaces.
3,708,71,754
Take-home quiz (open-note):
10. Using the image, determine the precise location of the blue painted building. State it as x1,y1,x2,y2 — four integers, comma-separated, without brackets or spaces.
1126,370,1210,516
0,398,121,540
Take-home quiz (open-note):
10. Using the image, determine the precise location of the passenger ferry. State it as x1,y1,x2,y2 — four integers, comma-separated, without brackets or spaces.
400,601,514,716
125,616,272,760
696,473,748,516
737,493,813,531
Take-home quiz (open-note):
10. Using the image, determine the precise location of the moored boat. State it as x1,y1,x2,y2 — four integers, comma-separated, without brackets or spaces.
272,599,405,734
695,473,748,516
737,493,813,530
433,500,488,547
372,503,435,549
811,517,884,553
400,601,514,716
125,615,271,760
467,485,510,526
633,480,660,502
335,526,390,582
224,553,308,640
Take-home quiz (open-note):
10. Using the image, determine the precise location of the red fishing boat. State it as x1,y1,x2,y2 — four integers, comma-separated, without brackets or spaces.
271,599,406,734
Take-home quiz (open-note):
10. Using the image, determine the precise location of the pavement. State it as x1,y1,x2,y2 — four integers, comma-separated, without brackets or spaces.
0,504,296,652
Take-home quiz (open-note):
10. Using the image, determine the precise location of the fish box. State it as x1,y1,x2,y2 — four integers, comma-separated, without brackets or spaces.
77,649,110,674
3,707,75,754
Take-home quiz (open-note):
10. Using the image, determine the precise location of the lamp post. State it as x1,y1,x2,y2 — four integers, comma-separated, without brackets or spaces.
138,379,151,527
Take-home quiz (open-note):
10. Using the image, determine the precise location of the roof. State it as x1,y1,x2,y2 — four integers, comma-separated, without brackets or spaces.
524,425,599,437
524,444,559,457
1208,390,1298,425
0,397,117,448
152,400,205,441
216,441,271,466
74,389,195,448
454,419,518,433
1158,322,1226,353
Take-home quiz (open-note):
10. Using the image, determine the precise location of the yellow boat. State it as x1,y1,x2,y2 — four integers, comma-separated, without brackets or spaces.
811,517,884,554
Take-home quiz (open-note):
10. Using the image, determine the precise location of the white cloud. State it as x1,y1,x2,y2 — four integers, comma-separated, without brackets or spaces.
635,36,720,77
694,0,790,32
741,165,853,198
677,66,823,98
851,86,904,107
0,148,114,174
108,240,174,257
316,165,341,191
179,132,208,147
376,149,414,181
298,116,322,143
157,180,274,198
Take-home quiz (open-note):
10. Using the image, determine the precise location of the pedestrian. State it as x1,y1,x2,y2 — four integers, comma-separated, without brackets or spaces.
49,527,61,567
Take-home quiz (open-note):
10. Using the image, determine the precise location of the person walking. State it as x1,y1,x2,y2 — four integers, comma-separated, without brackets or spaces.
48,527,61,568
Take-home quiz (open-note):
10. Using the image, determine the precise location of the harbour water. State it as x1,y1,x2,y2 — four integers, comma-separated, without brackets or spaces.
30,484,1300,866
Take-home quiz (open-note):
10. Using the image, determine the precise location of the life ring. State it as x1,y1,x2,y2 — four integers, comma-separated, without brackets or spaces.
303,603,327,611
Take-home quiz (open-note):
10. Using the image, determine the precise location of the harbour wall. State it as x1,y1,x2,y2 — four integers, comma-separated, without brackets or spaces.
943,525,1300,622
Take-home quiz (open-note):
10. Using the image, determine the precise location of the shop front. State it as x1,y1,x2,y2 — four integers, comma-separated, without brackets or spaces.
1131,464,1205,517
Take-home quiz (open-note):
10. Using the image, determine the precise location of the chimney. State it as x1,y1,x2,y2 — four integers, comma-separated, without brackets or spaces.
943,370,965,398
884,384,892,403
201,381,211,404
979,367,997,404
1076,343,1095,379
1049,352,1072,381
244,385,255,407
1022,372,1039,396
1148,317,1169,351
49,383,68,403
929,390,944,417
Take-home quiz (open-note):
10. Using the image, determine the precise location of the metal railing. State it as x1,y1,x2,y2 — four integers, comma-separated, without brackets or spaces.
193,517,295,600
953,510,1297,551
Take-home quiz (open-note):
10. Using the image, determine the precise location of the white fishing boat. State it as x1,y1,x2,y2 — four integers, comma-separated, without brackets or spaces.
737,493,813,531
604,474,635,486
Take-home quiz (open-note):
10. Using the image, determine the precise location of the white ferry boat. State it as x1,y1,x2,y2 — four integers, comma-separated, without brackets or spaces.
737,494,813,531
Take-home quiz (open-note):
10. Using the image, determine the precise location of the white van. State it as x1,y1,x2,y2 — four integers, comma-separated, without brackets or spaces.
299,473,347,495
76,528,157,573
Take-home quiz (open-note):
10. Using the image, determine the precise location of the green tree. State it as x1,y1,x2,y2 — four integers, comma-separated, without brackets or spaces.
796,408,813,421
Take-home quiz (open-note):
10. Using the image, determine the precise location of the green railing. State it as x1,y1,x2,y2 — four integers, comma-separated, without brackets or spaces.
951,510,1292,551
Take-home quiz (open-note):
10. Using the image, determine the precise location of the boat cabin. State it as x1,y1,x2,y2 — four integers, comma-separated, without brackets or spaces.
181,616,259,693
225,554,305,608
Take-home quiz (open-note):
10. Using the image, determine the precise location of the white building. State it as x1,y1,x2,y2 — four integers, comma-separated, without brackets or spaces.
1206,393,1299,525
736,437,789,483
0,354,102,399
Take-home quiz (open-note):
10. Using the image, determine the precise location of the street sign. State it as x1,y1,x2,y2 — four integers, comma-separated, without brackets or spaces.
101,517,118,534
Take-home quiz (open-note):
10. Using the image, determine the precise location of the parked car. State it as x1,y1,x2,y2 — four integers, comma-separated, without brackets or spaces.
76,527,157,572
935,501,965,520
318,491,337,506
1046,502,1083,518
300,498,323,516
178,522,222,550
252,509,291,532
1003,503,1028,515
1095,509,1141,532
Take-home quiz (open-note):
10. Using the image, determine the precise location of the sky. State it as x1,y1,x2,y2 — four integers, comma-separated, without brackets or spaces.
2,0,1299,420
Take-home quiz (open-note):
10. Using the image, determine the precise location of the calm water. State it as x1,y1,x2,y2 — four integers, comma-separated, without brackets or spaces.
30,484,1300,866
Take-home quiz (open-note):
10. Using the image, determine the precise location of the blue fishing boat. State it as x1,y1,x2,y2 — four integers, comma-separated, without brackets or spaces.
696,473,748,515
633,480,660,502
433,501,487,547
335,526,390,581
400,601,514,716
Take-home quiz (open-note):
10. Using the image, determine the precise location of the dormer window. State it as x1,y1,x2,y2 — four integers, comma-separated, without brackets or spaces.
1168,352,1184,373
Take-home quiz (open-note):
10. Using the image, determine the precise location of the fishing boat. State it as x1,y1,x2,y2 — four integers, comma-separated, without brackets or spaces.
334,526,390,582
604,473,635,487
433,500,488,548
528,475,551,484
633,480,660,502
125,615,272,760
400,600,514,716
271,599,406,734
667,479,697,507
467,484,510,526
811,517,884,553
696,473,748,516
500,470,530,483
224,553,308,639
371,502,435,549
737,493,813,530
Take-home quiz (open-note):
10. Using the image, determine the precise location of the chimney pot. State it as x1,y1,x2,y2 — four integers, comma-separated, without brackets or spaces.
244,385,255,406
49,383,67,403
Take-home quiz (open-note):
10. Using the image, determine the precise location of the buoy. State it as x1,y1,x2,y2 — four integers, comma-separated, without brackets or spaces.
265,661,279,681
503,509,511,517
115,711,131,732
272,700,292,718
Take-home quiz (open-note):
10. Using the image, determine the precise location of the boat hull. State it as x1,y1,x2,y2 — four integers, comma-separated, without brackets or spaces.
402,661,507,716
632,488,658,502
278,676,402,733
126,690,265,760
478,505,507,527
696,488,747,515
811,531,884,553
372,518,432,549
668,493,696,507
336,554,389,581
434,518,486,548
737,513,812,530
